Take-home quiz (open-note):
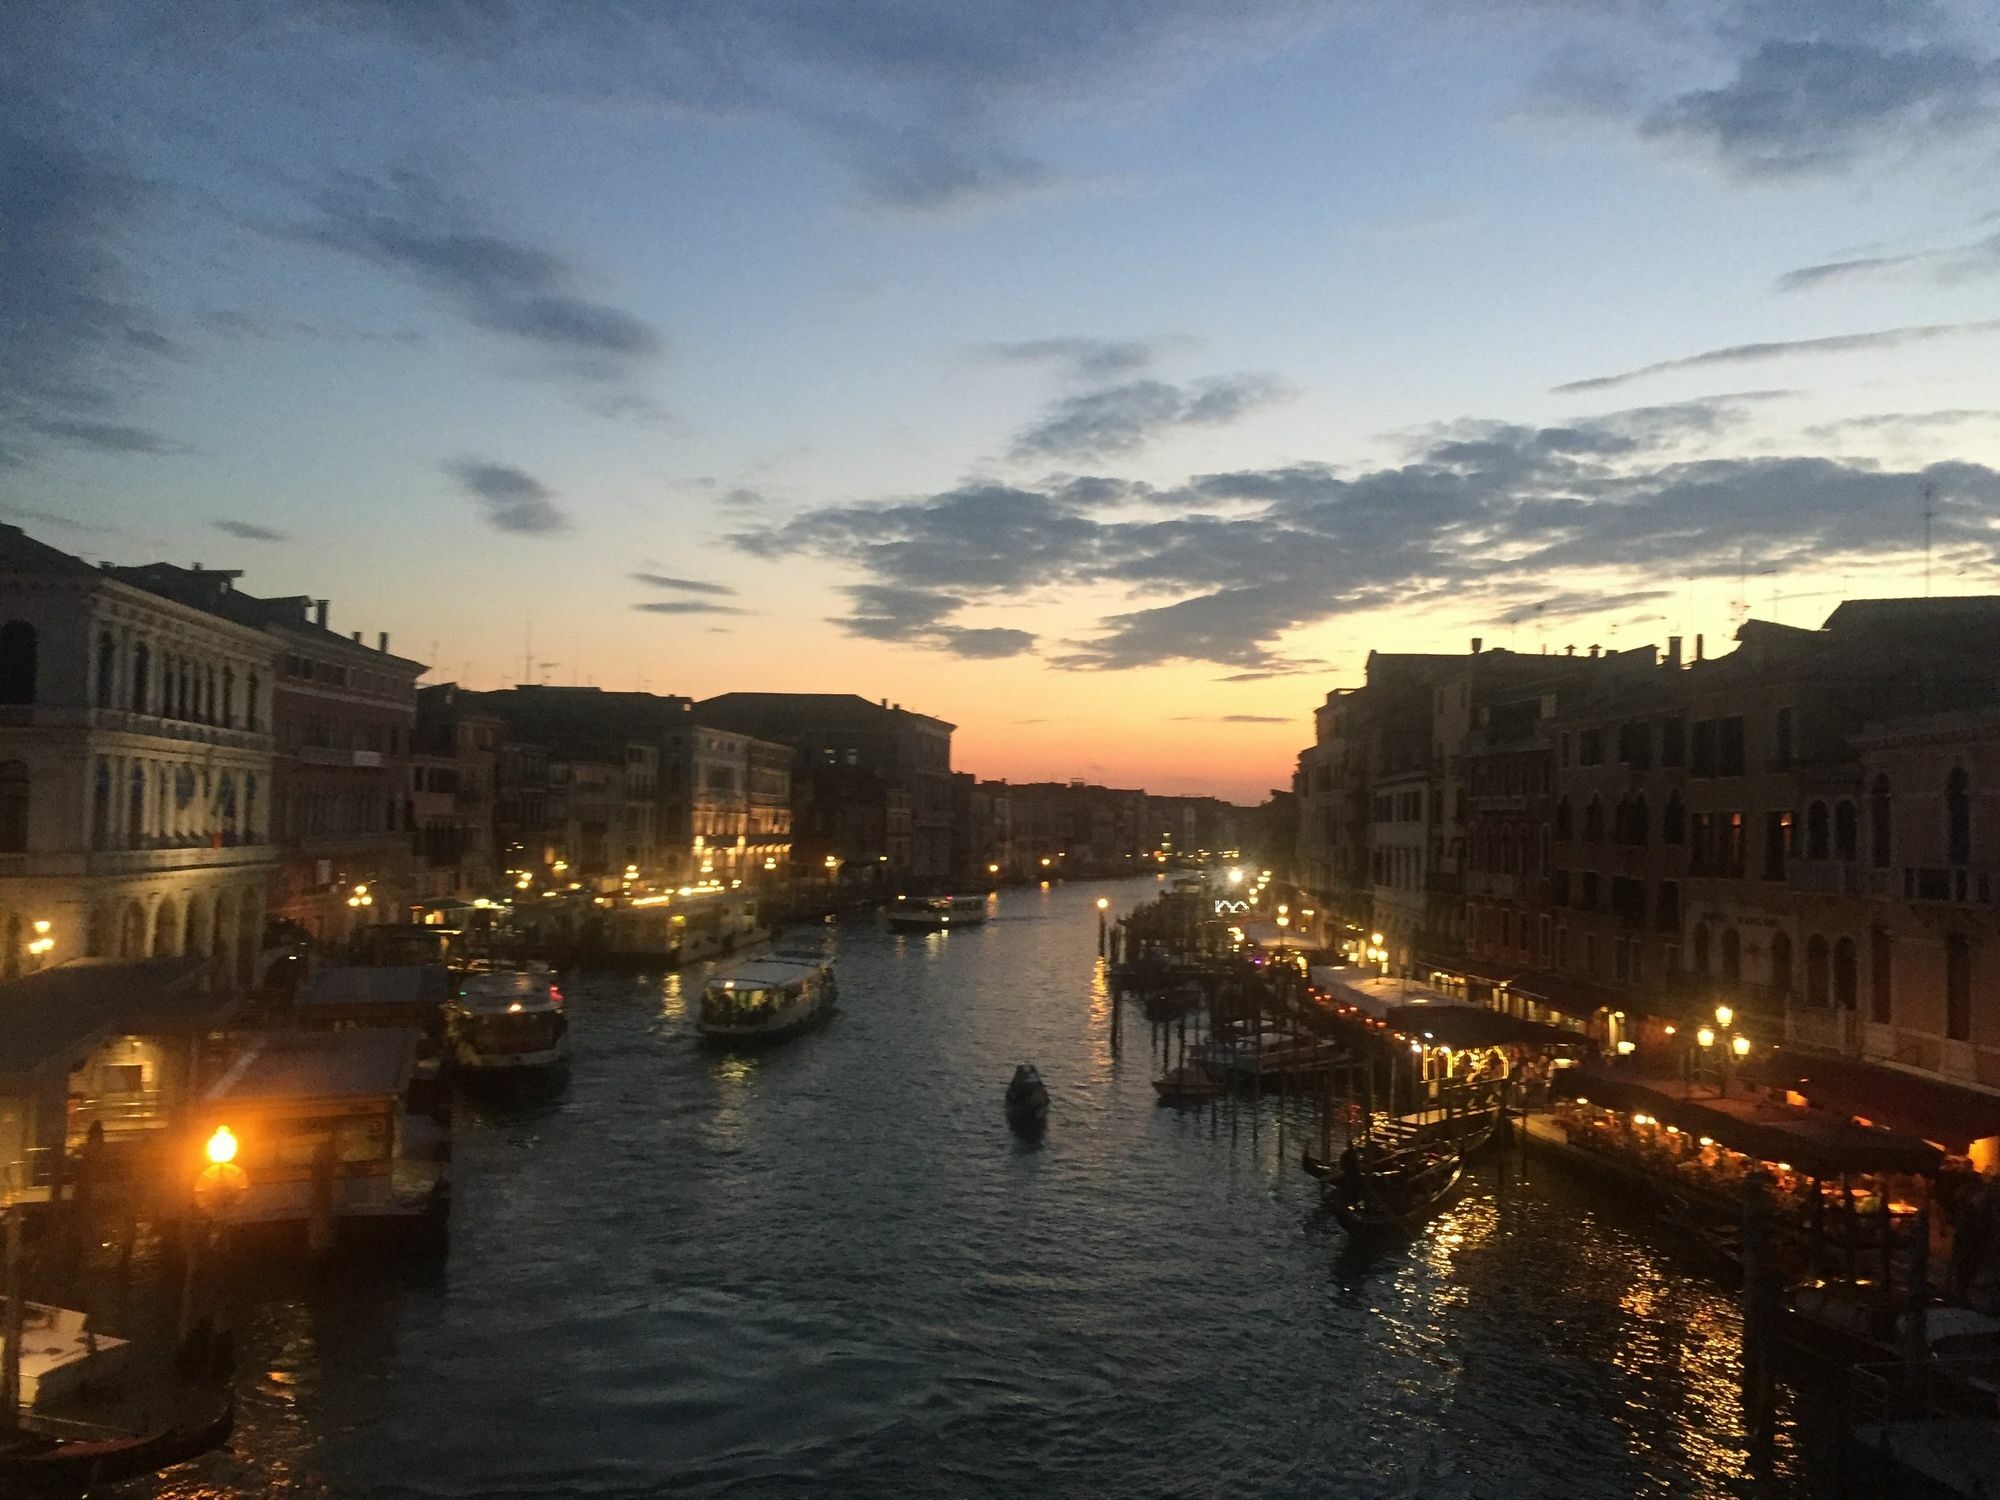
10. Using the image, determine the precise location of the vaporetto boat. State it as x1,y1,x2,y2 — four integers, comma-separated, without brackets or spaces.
884,894,989,932
699,954,837,1041
446,964,570,1085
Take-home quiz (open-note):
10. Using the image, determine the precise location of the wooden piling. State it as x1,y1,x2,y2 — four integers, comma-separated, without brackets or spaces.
1,1209,23,1430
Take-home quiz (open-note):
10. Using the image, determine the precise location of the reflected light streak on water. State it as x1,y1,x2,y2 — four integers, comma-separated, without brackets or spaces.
129,876,1805,1499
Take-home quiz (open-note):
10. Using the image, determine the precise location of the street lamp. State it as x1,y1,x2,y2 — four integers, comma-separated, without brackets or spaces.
26,919,53,964
1731,1034,1751,1058
1696,1026,1716,1049
1714,1004,1733,1028
1096,897,1109,954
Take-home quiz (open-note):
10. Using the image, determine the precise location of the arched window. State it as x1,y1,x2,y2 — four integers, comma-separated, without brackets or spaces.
91,760,112,851
1720,927,1741,981
244,773,259,841
1948,768,1972,866
1693,922,1712,975
0,621,37,705
1554,797,1573,842
1834,800,1858,860
1870,774,1892,869
126,766,144,849
1869,925,1893,1025
130,643,151,714
1770,931,1793,997
1807,800,1830,860
1663,792,1686,845
1584,796,1603,842
95,633,117,709
246,671,260,731
221,665,235,728
0,761,27,851
1806,934,1830,1008
217,773,237,843
1834,935,1858,1010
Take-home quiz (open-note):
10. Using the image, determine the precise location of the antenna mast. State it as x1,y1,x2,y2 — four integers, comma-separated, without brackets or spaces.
1924,484,1936,596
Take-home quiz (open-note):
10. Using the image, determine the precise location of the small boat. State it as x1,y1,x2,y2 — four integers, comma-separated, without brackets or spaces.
1005,1063,1050,1131
699,954,837,1041
0,1391,233,1492
1153,1063,1221,1102
885,895,987,932
7,1303,131,1409
1328,1141,1464,1237
446,964,569,1088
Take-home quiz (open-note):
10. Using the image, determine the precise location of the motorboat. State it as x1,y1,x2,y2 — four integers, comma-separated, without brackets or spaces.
885,895,987,932
446,964,569,1086
7,1303,130,1409
1152,1062,1221,1102
1006,1063,1050,1132
699,954,837,1041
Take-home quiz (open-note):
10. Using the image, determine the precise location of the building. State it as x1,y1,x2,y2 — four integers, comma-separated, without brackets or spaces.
109,565,426,946
411,683,505,902
696,693,952,888
0,526,277,986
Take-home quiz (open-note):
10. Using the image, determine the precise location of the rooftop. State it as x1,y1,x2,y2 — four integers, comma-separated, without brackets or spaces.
0,959,226,1086
203,1028,419,1106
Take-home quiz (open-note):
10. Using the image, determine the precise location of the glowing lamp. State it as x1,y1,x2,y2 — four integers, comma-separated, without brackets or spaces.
1096,898,1109,910
205,1125,239,1166
1731,1035,1751,1058
1714,1004,1733,1027
1696,1027,1716,1049
988,864,999,874
1615,1040,1636,1055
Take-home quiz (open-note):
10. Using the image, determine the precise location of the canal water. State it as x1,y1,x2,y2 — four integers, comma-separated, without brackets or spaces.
130,876,1808,1498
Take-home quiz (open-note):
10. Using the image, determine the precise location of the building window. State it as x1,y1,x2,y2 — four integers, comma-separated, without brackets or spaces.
1869,925,1893,1025
1725,812,1746,877
1719,716,1746,776
247,671,261,731
0,761,26,851
1947,768,1972,866
1554,797,1573,842
96,633,117,709
1655,880,1680,932
1770,931,1793,998
1693,922,1711,974
1763,811,1790,881
131,643,151,714
0,621,37,705
1583,796,1603,842
127,767,144,849
1834,800,1858,860
1579,729,1604,767
1805,934,1830,1008
1807,801,1830,860
1720,927,1740,981
91,760,112,850
1660,716,1686,767
1833,936,1857,1011
1870,774,1892,869
222,665,235,728
1774,707,1794,767
1663,792,1686,845
1947,933,1973,1041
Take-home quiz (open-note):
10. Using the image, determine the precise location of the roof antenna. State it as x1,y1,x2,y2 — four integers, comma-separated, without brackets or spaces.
1924,484,1936,597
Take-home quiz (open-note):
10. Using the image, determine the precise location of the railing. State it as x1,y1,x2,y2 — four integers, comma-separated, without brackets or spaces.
0,704,270,752
298,746,385,768
1903,865,1999,907
1784,1006,1860,1056
87,843,275,875
1850,1356,2000,1428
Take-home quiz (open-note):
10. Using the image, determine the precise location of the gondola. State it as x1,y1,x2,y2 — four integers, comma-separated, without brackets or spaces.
1152,1062,1221,1102
1327,1142,1464,1237
0,1392,233,1492
1005,1063,1050,1132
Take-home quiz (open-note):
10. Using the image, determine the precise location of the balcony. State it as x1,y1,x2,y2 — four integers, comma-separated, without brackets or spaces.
0,704,270,753
1789,861,1868,897
298,746,385,768
1785,1005,1861,1057
87,841,276,876
1902,865,1999,907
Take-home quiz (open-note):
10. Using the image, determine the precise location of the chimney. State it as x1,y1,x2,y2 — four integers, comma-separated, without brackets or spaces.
1470,637,1483,654
1695,633,1705,662
1666,635,1682,669
1564,644,1576,657
314,600,329,629
378,631,389,654
350,630,362,643
1589,644,1601,658
880,698,888,709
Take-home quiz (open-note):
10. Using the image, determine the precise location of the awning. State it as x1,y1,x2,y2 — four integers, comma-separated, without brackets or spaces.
1386,1005,1589,1050
1755,1052,2000,1155
1555,1066,1942,1178
1315,971,1466,1022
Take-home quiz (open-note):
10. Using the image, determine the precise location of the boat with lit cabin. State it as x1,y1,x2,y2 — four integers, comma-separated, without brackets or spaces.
884,895,988,932
699,954,837,1041
445,965,570,1088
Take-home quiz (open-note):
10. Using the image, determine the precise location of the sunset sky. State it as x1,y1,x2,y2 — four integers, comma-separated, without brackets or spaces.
7,2,2000,803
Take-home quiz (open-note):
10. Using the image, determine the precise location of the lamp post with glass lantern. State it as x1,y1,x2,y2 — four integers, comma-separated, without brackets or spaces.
1096,897,1109,954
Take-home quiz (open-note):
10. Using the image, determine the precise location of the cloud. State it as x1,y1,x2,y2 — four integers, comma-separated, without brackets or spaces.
829,583,1035,658
1173,714,1290,723
1554,320,2000,393
1641,39,2000,178
1773,253,1922,292
985,337,1158,381
296,168,663,387
737,405,2000,671
633,600,747,615
1804,409,2000,443
0,102,178,468
214,518,287,542
443,458,571,535
630,572,737,596
1776,229,2000,292
1010,375,1285,462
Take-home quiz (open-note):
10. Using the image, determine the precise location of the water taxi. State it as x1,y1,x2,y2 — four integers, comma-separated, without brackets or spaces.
698,954,836,1041
884,894,988,932
445,965,569,1088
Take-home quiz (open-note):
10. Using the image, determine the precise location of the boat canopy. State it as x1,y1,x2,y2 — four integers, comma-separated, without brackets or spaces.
706,956,830,994
457,969,560,1014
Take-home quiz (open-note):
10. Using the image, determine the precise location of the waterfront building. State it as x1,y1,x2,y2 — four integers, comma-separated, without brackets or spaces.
696,693,951,889
0,527,277,985
110,564,425,947
410,683,505,902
